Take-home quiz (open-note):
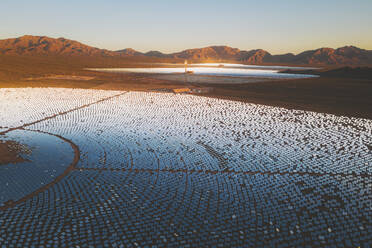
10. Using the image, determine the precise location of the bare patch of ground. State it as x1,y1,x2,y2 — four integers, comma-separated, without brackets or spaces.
152,73,277,84
0,140,31,165
26,75,95,81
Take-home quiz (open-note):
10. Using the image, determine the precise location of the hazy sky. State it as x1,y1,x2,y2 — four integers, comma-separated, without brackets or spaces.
1,0,371,54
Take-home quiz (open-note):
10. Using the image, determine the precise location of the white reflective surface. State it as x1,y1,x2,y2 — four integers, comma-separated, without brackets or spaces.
91,66,317,79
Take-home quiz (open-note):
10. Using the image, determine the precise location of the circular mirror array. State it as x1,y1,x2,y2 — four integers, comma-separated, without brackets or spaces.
0,88,371,247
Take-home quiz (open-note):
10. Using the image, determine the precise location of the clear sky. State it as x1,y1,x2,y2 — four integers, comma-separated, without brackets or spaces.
1,0,371,54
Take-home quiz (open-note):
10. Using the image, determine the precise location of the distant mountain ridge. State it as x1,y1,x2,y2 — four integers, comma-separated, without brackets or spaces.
0,35,116,56
1,35,372,65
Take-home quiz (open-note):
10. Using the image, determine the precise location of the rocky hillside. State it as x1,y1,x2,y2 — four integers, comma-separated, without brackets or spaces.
115,48,143,56
1,35,371,65
170,45,372,65
171,46,241,60
293,46,372,65
0,35,116,56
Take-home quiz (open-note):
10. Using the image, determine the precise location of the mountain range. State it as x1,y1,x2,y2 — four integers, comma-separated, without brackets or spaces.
1,35,372,65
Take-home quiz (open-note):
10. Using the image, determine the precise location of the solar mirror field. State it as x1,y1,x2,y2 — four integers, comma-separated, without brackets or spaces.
0,88,371,247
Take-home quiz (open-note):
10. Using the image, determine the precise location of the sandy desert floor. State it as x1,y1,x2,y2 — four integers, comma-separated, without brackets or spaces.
1,55,371,119
152,73,278,84
0,140,30,165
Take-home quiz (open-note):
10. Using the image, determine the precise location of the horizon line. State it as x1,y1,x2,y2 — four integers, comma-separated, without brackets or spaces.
0,34,370,56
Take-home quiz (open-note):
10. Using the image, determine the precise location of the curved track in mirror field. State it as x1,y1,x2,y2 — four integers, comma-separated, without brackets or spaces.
0,88,371,247
0,91,127,210
0,129,80,211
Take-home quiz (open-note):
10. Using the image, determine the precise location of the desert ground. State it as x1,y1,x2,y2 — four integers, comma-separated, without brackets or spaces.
1,55,371,119
0,140,30,165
